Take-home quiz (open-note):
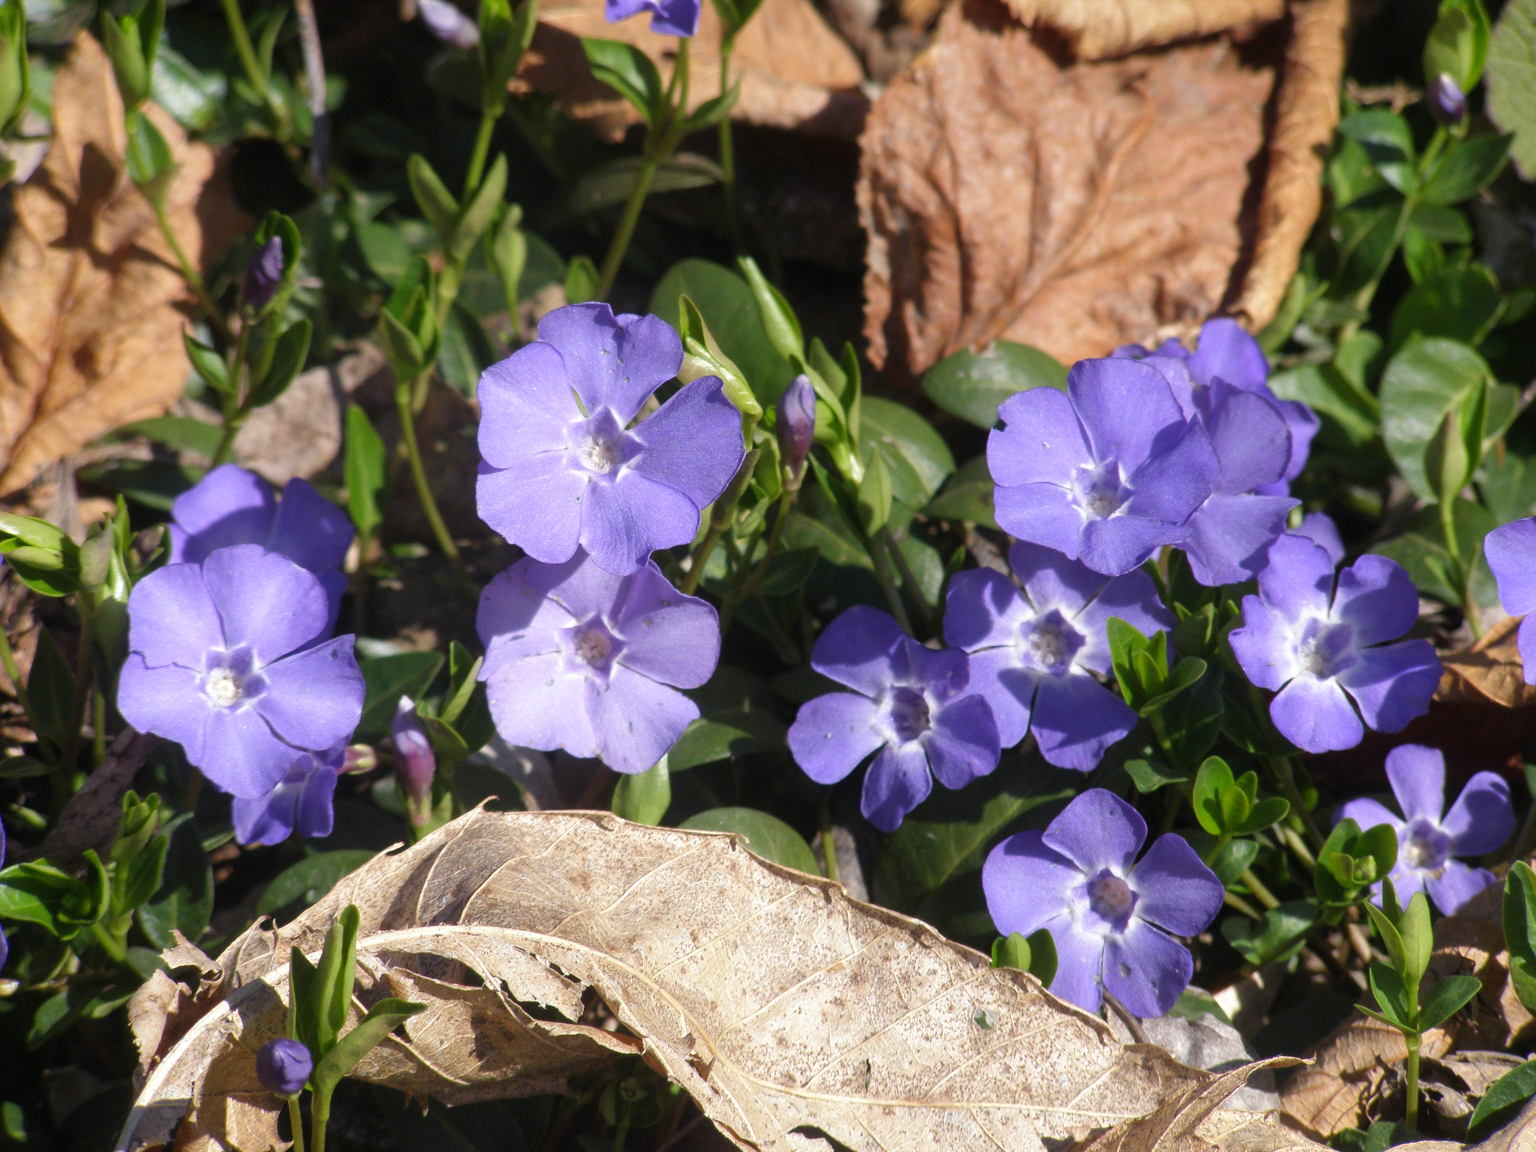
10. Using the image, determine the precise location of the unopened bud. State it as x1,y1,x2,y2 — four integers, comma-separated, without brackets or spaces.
777,374,815,488
342,744,378,775
256,1039,312,1096
392,696,436,826
1428,73,1467,127
418,0,480,49
242,237,285,312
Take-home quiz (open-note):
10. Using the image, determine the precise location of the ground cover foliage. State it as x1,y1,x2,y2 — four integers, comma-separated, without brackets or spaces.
7,0,1536,1149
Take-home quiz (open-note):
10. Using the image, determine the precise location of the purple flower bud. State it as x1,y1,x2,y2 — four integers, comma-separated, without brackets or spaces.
343,743,378,774
392,696,436,825
242,237,285,312
417,0,479,50
777,374,815,488
1428,73,1467,126
256,1038,312,1096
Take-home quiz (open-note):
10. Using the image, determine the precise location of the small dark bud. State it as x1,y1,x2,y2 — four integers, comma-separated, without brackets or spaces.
418,0,480,49
1428,73,1467,126
777,374,815,488
342,744,378,775
392,696,436,826
242,237,285,312
256,1038,312,1096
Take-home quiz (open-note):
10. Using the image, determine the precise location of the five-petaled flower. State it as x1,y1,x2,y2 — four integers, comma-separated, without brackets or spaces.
231,745,343,846
477,303,744,575
1337,744,1514,914
983,789,1224,1017
477,551,720,774
988,357,1219,577
604,0,700,37
118,545,365,799
788,606,999,832
944,541,1171,771
1228,534,1440,753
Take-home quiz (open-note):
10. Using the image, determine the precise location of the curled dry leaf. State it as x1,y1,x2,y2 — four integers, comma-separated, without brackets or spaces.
1000,0,1286,59
1437,615,1536,711
1279,1016,1455,1138
1076,1062,1314,1152
123,809,1296,1152
860,0,1347,378
520,0,868,141
0,34,244,496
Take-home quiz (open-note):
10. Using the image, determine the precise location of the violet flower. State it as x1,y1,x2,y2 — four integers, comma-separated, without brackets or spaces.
777,373,815,489
256,1039,312,1096
944,541,1171,771
1228,535,1440,753
477,552,719,774
418,0,479,49
788,606,999,832
984,789,1223,1017
169,465,353,615
118,545,365,799
232,745,342,846
1293,511,1345,566
477,303,744,575
604,0,700,37
988,357,1218,577
241,237,285,312
1337,744,1513,913
1483,517,1536,683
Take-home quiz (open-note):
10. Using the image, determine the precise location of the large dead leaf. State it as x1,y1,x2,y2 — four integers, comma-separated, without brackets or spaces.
0,36,242,496
859,0,1346,377
520,0,868,141
1438,615,1536,710
1001,0,1286,58
120,810,1316,1152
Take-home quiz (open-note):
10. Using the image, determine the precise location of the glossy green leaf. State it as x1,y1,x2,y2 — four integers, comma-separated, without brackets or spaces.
859,398,954,515
1468,1059,1536,1139
611,758,671,826
1419,133,1511,206
357,651,445,742
679,807,818,874
1379,336,1492,502
1389,264,1503,350
581,37,662,124
920,342,1066,429
257,851,377,916
344,405,387,542
1488,0,1536,179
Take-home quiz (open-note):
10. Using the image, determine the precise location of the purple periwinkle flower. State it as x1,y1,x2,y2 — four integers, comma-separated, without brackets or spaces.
1428,73,1467,126
777,374,815,489
944,541,1171,771
477,304,744,575
1228,535,1440,753
256,1038,313,1096
1484,517,1536,683
788,606,999,832
1292,511,1345,566
392,695,436,826
232,745,341,846
418,0,479,48
604,0,700,37
984,789,1223,1017
988,357,1219,577
1337,744,1513,913
118,545,365,799
169,465,353,615
477,552,719,774
242,237,285,312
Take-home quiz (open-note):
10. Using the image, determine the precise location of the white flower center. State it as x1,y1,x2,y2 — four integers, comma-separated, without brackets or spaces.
1022,610,1085,676
1296,617,1355,680
884,686,932,744
1074,462,1130,520
1403,819,1451,873
1084,869,1137,932
578,435,619,475
205,667,243,708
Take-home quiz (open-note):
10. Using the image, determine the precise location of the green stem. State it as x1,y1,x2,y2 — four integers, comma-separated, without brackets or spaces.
211,320,255,466
151,199,228,344
216,0,289,136
1263,741,1326,852
464,110,498,200
1439,494,1463,569
1223,889,1263,920
818,799,839,884
395,374,464,570
681,449,757,595
716,37,743,252
880,526,933,636
865,529,912,635
721,487,797,628
1404,1033,1421,1130
288,1097,308,1152
0,619,42,743
89,920,128,966
310,1085,332,1152
1239,867,1282,911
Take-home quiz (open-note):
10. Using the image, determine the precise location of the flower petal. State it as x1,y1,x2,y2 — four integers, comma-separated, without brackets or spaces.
1255,534,1335,621
169,465,276,564
538,304,680,423
1228,597,1301,692
926,694,999,789
962,649,1036,749
1044,915,1107,1014
788,693,884,784
989,389,1089,487
612,567,720,689
198,706,304,798
476,456,586,563
1188,318,1268,392
1334,797,1403,834
477,340,580,470
592,667,699,773
118,658,212,758
994,483,1089,561
201,546,330,664
1269,676,1363,753
1180,492,1296,588
810,606,905,696
580,470,700,575
944,568,1022,652
983,831,1078,938
1485,518,1536,618
1079,515,1182,578
267,479,355,573
1042,789,1145,875
1103,919,1193,1018
1029,675,1136,772
1442,771,1515,855
860,743,932,832
127,563,224,668
1333,554,1421,647
1068,357,1185,469
1337,640,1440,735
1383,744,1447,822
629,377,745,509
1131,834,1224,937
1427,862,1497,915
255,636,365,752
484,652,601,759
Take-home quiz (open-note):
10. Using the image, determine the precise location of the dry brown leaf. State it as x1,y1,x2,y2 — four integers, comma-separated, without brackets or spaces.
0,34,244,496
860,0,1276,377
520,0,868,141
1438,616,1536,710
1399,1096,1536,1152
120,809,1292,1152
1002,0,1286,58
1279,1016,1455,1137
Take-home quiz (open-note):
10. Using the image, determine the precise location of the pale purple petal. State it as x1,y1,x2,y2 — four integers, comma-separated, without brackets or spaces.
201,546,329,664
1519,618,1536,686
1030,675,1136,772
1333,554,1421,647
788,693,885,783
1009,541,1103,617
989,389,1089,487
1121,420,1218,525
477,341,580,471
1068,358,1185,469
1228,597,1301,692
169,465,276,563
1293,512,1345,566
232,750,338,845
537,304,681,423
1187,318,1268,392
1270,676,1363,753
592,667,698,773
983,831,1076,937
964,650,1036,749
1181,492,1297,587
810,606,905,697
944,569,1022,652
476,456,586,563
1079,516,1181,578
1130,834,1224,937
1045,916,1108,1014
993,483,1089,560
254,637,364,752
1486,519,1536,618
1255,534,1336,621
1338,641,1440,735
580,470,700,574
1042,789,1145,875
1383,744,1447,822
1384,864,1431,907
629,377,744,508
198,706,302,798
926,694,999,789
860,743,932,832
1427,862,1498,914
126,564,224,668
903,641,970,702
1335,797,1403,833
612,568,720,689
1074,568,1173,674
267,479,354,573
118,658,212,757
1197,382,1291,493
478,568,581,675
647,0,700,35
1442,771,1515,855
525,552,627,620
484,652,601,759
1103,919,1194,1018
